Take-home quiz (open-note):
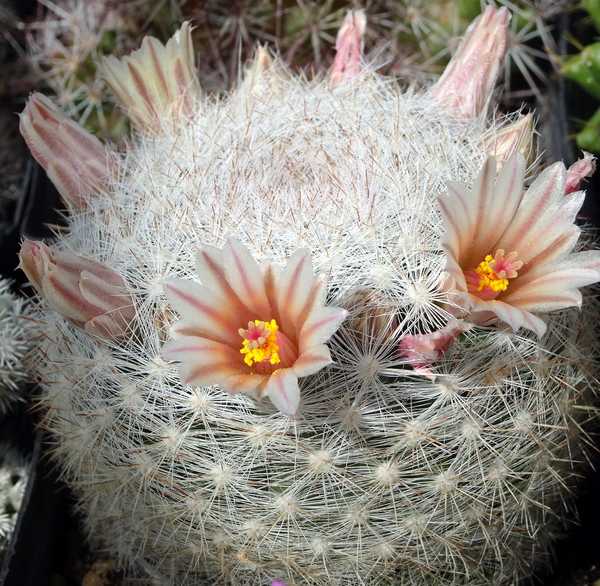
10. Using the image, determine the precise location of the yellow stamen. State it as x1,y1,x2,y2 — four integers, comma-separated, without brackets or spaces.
474,255,509,292
239,319,281,367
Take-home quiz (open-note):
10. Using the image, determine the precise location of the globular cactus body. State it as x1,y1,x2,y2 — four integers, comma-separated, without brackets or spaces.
20,8,600,586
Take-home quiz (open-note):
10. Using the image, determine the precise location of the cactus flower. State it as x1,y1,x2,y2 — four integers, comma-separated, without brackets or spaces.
439,153,600,336
101,21,200,130
430,6,508,117
18,240,135,340
161,239,347,415
19,93,113,210
331,10,366,85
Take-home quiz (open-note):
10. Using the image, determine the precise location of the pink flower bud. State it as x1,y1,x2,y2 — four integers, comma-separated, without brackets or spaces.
398,320,472,378
565,152,596,194
19,93,113,210
483,114,535,168
18,240,135,340
101,22,201,130
331,11,366,86
430,7,509,118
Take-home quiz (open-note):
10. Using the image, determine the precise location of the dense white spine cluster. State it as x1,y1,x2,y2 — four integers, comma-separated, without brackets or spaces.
24,29,599,586
0,279,31,412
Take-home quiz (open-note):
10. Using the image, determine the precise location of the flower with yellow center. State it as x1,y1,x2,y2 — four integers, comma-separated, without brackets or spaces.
438,153,600,336
161,239,347,414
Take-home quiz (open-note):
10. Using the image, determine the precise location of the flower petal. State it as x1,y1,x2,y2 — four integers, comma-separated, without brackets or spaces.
469,299,547,337
223,239,272,317
162,336,242,387
292,344,333,378
277,249,320,331
264,368,300,415
164,279,250,345
299,306,348,355
497,162,566,258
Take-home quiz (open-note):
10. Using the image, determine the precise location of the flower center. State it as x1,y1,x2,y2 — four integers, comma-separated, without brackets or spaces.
239,319,281,367
466,249,522,300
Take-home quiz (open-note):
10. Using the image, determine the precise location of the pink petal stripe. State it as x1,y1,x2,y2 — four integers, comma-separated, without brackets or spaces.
463,155,496,261
291,345,333,377
439,181,476,261
222,373,268,398
164,279,250,345
470,298,547,336
162,336,240,363
501,193,584,266
299,306,348,354
223,239,272,317
277,249,316,330
510,227,580,282
264,368,300,415
498,162,565,254
479,153,525,253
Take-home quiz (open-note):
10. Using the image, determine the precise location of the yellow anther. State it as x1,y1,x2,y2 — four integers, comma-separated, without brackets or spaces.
239,319,281,367
474,255,509,292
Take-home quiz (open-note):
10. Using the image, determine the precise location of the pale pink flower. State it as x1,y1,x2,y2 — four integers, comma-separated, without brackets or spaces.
161,239,347,415
439,153,600,337
430,6,508,118
18,240,135,340
271,582,289,586
331,11,366,86
101,22,201,130
19,93,113,210
565,152,596,194
398,320,472,378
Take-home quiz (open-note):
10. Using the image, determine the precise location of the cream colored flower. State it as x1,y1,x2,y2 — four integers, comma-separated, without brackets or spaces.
439,153,600,336
162,239,347,415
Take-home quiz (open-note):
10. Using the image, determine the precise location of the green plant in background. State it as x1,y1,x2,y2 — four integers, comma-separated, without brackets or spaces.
562,0,600,152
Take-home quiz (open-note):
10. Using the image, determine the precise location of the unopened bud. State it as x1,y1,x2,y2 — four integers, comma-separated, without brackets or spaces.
331,11,366,86
483,114,535,167
342,288,397,346
19,240,135,340
19,93,113,210
101,21,201,130
398,320,471,378
565,152,596,194
430,7,509,118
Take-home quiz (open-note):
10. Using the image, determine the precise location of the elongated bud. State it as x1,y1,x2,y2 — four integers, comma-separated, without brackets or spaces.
242,46,286,95
398,320,471,378
19,93,113,210
565,151,596,194
483,114,535,167
342,288,397,346
101,21,201,130
430,6,509,118
331,10,366,86
18,240,135,340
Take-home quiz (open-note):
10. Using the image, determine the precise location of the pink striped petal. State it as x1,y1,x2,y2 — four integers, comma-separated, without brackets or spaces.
264,368,300,415
164,279,250,345
299,306,348,354
292,345,333,377
223,239,272,317
277,249,318,330
162,337,242,387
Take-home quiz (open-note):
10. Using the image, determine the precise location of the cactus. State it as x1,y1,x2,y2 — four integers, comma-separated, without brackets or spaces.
19,7,600,586
0,279,33,413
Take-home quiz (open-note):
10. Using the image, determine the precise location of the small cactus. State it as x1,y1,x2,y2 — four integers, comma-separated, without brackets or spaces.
0,279,32,413
19,7,600,586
